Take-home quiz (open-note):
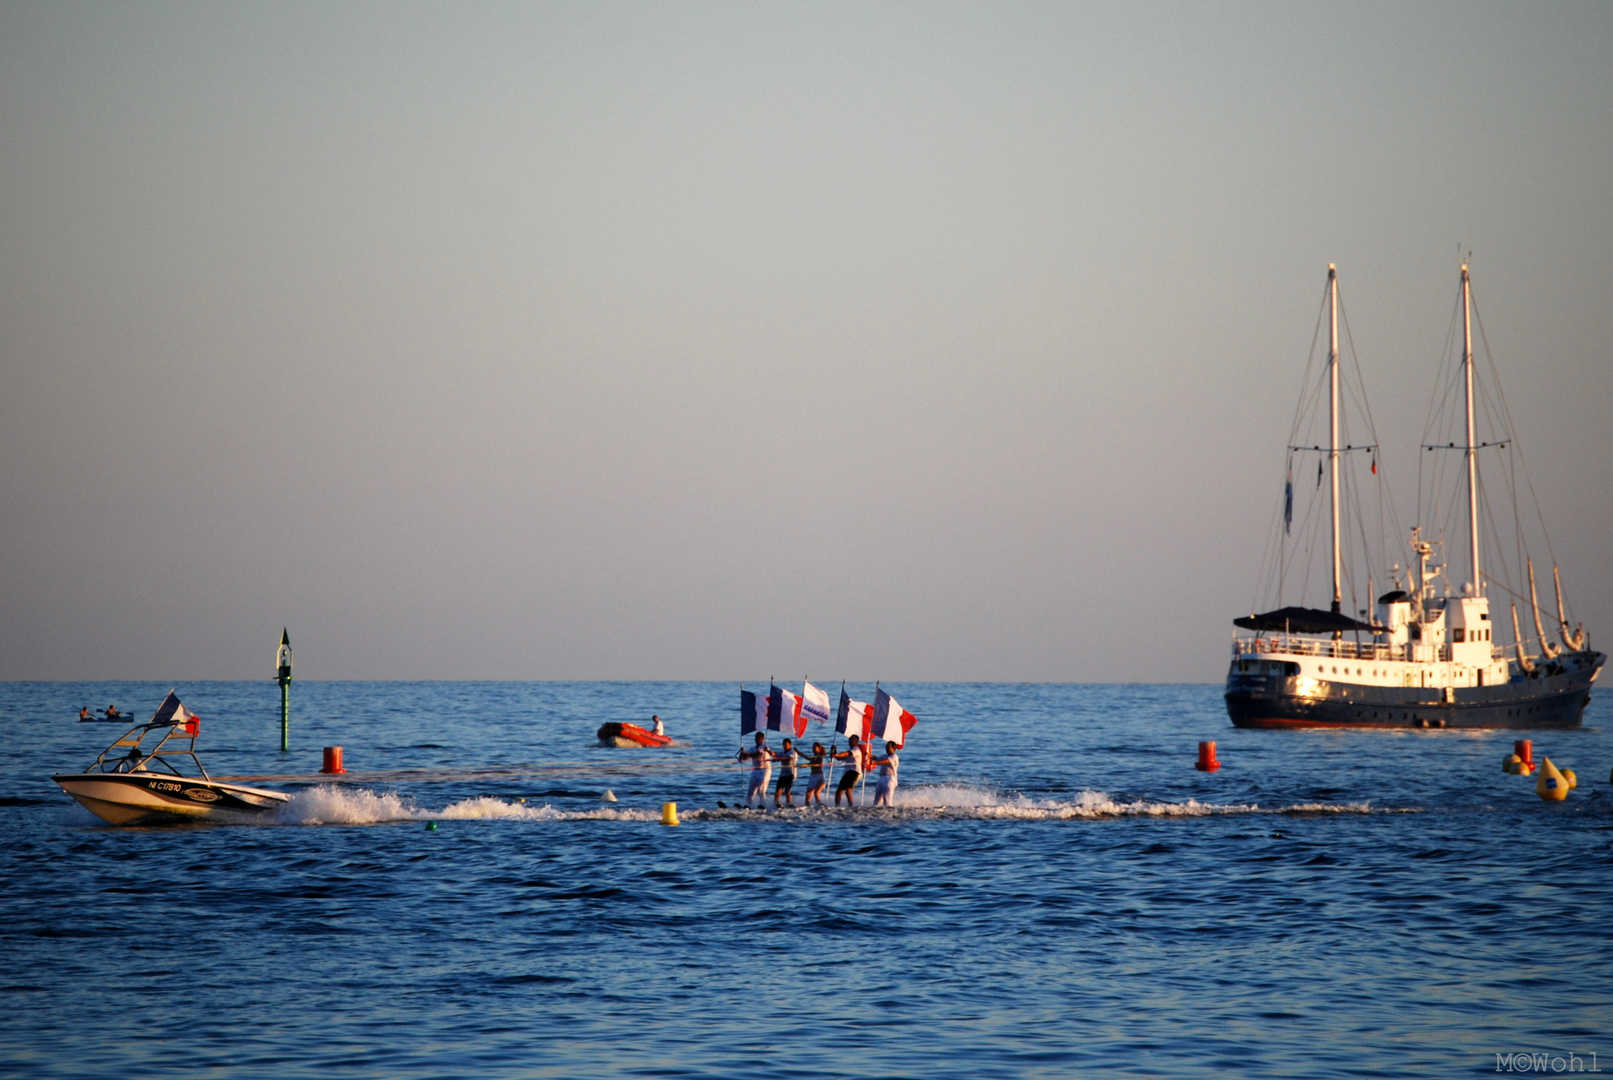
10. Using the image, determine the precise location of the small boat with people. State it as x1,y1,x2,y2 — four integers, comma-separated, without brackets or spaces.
1226,262,1603,729
596,718,673,748
52,691,290,824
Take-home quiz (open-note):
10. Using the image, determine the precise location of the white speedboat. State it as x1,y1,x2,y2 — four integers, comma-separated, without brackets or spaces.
53,691,290,824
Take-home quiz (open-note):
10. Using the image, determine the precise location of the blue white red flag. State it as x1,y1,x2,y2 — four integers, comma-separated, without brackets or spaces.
870,687,917,748
768,684,800,733
151,690,200,737
740,688,762,735
835,687,872,742
800,681,831,734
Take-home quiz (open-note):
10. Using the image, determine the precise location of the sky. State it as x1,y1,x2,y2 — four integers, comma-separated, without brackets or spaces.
1,1,1609,682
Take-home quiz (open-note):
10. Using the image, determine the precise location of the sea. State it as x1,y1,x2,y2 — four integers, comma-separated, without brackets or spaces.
1,681,1609,1078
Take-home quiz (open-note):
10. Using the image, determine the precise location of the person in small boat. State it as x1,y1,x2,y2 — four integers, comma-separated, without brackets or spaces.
871,741,900,807
738,731,771,807
105,704,122,720
833,735,865,807
79,706,91,721
802,742,829,807
650,715,665,737
772,738,799,808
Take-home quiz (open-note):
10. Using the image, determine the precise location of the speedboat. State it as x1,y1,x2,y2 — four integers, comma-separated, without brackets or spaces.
52,690,290,824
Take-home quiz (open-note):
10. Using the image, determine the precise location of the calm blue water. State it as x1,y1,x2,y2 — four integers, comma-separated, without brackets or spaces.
2,681,1609,1078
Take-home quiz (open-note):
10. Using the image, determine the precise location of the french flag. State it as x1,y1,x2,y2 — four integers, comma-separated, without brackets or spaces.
152,690,200,737
740,688,762,735
768,684,801,734
835,687,872,742
870,687,917,748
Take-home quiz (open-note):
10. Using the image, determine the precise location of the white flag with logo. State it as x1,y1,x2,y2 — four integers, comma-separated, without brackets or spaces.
801,681,832,729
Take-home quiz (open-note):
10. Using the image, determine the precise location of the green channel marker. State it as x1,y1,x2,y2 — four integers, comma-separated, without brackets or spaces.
275,628,293,753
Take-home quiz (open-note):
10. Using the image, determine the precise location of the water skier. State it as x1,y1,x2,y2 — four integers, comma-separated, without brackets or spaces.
833,735,865,807
772,738,799,808
738,731,772,807
802,742,829,807
871,741,900,807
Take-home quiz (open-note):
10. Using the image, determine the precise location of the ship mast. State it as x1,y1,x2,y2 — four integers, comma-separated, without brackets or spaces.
1462,261,1481,595
1329,264,1341,614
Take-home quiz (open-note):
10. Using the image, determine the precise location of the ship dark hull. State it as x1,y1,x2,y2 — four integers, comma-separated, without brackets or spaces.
1225,650,1603,730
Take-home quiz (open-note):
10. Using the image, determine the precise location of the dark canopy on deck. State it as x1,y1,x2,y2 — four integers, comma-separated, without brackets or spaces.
1233,606,1375,635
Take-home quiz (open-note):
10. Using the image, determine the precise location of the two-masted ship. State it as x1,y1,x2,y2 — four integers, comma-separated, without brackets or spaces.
1225,264,1602,729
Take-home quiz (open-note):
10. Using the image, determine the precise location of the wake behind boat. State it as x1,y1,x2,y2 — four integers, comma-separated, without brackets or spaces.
53,691,289,824
1226,264,1603,729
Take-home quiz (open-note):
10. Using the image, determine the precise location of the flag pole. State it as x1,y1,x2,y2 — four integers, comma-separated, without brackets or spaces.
826,680,844,804
862,681,879,803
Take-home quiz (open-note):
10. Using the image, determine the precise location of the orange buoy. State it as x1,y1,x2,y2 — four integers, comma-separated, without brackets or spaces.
321,746,346,774
1515,739,1534,769
1535,757,1568,802
1195,741,1221,772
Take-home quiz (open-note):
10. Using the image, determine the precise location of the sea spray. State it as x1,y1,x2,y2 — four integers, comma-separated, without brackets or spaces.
272,782,1396,827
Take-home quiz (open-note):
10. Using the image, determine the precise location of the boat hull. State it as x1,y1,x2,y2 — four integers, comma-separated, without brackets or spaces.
1226,650,1602,730
52,773,290,825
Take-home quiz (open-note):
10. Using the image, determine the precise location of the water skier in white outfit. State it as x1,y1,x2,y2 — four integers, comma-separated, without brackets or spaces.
738,731,772,807
872,741,900,807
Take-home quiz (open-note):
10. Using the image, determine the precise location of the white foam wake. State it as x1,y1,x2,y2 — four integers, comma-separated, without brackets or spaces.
279,786,662,825
890,784,1383,818
889,783,1250,819
270,782,1390,827
707,784,1388,820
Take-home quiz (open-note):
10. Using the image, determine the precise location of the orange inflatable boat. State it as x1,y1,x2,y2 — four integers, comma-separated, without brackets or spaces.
596,722,673,748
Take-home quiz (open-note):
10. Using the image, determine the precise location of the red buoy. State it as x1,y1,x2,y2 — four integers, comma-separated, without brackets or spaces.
1195,741,1221,772
321,746,346,774
1514,739,1533,769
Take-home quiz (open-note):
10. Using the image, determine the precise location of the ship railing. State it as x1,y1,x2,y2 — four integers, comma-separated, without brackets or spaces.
1232,637,1398,662
1233,637,1511,664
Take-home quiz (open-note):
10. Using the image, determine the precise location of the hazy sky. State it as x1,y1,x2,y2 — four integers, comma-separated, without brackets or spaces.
2,1,1609,681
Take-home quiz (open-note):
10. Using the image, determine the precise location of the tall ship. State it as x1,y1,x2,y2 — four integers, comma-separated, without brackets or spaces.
1225,263,1602,729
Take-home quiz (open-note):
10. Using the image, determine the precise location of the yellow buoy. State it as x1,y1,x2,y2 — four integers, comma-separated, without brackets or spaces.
1535,758,1569,802
1503,753,1522,774
661,801,680,826
1561,768,1577,790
